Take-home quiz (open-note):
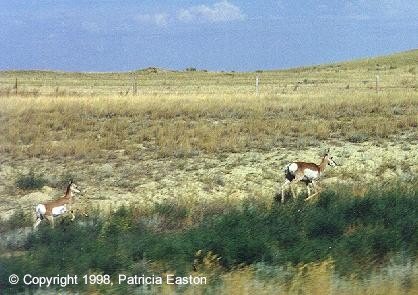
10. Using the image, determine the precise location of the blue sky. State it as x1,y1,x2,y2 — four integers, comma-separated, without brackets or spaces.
1,0,417,71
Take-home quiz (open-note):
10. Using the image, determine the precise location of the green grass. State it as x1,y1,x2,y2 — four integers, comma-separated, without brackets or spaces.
1,183,417,293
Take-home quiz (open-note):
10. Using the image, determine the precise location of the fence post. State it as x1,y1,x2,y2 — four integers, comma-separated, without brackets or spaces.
375,75,379,94
132,75,138,96
14,78,18,95
255,75,259,95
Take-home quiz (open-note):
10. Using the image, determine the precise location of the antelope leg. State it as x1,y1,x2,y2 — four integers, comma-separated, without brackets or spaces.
290,174,305,200
33,218,41,230
305,181,322,201
46,216,55,228
305,192,319,201
281,179,290,203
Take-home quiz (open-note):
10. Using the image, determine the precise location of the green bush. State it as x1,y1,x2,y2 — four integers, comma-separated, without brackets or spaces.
15,170,47,190
0,210,33,232
1,183,417,293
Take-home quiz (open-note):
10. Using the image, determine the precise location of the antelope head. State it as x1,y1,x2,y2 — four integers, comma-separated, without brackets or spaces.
324,154,338,167
68,180,82,195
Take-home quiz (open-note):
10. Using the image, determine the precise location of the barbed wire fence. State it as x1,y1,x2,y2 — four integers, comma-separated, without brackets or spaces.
0,72,416,97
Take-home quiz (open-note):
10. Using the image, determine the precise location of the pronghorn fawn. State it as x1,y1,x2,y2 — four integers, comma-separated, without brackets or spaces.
280,152,337,203
33,181,82,229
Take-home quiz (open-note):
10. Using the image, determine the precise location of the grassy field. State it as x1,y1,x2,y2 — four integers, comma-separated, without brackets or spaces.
0,50,416,159
0,49,417,294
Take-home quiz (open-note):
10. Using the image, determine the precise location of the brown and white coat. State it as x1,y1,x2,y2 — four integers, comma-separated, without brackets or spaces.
33,181,82,229
280,153,337,203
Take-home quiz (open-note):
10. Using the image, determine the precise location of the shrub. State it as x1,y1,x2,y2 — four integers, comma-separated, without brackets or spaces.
15,170,47,190
1,183,417,293
0,210,33,233
347,132,369,143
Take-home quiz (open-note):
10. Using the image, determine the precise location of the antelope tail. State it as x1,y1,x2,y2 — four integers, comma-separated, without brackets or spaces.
35,204,46,220
284,164,296,181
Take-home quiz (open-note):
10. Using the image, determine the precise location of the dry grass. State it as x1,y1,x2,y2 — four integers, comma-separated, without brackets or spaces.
0,91,416,160
165,258,418,295
1,50,417,160
213,259,418,295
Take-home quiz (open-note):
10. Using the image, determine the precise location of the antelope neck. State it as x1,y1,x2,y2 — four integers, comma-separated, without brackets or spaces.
319,158,327,173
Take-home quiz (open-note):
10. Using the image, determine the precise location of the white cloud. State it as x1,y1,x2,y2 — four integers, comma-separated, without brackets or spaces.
177,1,245,23
154,13,169,26
136,13,169,27
133,2,245,27
177,10,194,23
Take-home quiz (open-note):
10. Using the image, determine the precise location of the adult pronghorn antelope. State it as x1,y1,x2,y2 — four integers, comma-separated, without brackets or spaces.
33,181,82,229
280,152,337,203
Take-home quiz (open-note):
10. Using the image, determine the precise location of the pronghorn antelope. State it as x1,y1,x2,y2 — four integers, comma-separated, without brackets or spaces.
280,152,337,203
33,181,82,229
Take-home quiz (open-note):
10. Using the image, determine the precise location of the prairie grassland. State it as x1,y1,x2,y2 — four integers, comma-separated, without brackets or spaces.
0,50,417,294
0,49,416,96
0,91,416,159
0,51,416,159
0,51,417,214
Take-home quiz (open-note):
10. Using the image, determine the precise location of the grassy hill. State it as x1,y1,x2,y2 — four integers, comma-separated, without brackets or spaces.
287,49,418,70
0,49,417,96
339,49,418,69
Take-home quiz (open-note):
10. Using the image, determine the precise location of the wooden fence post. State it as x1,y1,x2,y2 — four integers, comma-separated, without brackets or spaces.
133,79,137,95
255,75,259,95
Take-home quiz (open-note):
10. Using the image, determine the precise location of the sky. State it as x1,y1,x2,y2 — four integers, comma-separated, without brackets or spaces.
1,0,417,72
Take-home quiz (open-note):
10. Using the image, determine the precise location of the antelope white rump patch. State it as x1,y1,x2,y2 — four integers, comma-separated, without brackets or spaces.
288,163,298,173
36,204,46,216
303,169,319,180
52,205,67,216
